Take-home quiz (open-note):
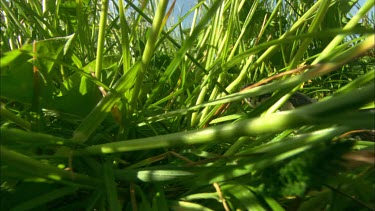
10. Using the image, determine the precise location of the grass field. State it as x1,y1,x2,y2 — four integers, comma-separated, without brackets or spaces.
1,0,374,210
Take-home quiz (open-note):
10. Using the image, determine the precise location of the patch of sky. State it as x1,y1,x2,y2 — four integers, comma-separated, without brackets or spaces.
167,0,199,28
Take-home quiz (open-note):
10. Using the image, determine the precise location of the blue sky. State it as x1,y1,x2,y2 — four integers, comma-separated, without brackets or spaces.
168,0,198,28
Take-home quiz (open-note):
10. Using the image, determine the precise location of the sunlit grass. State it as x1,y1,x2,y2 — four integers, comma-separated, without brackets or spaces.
1,0,374,210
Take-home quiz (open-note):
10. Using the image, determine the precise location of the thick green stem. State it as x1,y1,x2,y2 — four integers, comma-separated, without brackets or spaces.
129,0,169,113
79,81,374,155
94,0,109,79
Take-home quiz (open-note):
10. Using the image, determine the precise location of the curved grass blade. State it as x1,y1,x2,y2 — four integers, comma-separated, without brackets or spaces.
79,81,373,155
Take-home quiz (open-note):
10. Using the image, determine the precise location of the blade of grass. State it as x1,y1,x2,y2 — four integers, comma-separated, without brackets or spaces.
128,0,169,113
0,128,77,146
103,159,121,211
95,0,109,79
118,0,131,74
79,81,373,155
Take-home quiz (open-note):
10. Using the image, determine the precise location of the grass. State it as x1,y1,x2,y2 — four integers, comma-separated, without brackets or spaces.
1,0,374,210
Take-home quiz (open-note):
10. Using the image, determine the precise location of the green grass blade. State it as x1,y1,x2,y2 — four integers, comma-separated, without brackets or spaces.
129,0,169,112
80,81,373,155
118,0,131,73
103,159,121,211
94,0,109,79
0,128,75,146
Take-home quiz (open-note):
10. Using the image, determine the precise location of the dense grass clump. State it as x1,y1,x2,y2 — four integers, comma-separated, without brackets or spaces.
1,0,374,210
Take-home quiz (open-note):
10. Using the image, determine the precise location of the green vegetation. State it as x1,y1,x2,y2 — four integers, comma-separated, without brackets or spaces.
1,0,374,210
